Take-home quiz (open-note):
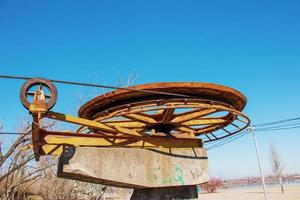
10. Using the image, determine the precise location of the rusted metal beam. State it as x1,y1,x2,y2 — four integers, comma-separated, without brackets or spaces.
32,114,41,160
46,111,116,133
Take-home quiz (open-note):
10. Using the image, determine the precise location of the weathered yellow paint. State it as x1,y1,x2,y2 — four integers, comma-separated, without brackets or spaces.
182,118,226,126
44,134,114,146
42,144,63,156
29,104,47,113
46,111,116,132
195,125,220,134
171,109,217,123
105,121,145,128
114,126,144,136
41,133,202,151
126,113,157,123
178,126,196,133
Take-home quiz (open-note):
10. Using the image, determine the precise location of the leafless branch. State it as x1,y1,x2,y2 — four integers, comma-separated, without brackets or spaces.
270,143,285,194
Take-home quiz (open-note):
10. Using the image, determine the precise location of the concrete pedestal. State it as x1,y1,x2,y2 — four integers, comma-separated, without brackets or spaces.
58,146,208,189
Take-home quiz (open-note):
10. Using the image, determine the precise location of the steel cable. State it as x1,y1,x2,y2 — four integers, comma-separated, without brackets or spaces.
0,75,190,98
254,117,300,127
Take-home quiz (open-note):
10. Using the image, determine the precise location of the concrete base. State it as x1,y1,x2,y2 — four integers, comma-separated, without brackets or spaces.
131,185,198,200
58,146,208,188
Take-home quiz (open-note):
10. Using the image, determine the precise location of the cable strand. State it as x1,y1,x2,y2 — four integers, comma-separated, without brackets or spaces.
0,74,190,97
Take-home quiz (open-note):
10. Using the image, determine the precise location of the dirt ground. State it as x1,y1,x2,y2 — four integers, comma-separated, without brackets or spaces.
198,185,300,200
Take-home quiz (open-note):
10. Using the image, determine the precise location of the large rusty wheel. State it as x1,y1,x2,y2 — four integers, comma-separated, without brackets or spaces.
77,82,250,143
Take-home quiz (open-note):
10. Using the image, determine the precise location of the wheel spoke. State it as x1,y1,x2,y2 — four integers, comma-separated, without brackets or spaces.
25,92,35,97
159,108,175,122
26,92,52,98
125,113,157,124
195,125,220,135
45,94,52,99
177,126,196,133
171,108,217,123
104,121,146,128
182,118,226,126
114,126,144,136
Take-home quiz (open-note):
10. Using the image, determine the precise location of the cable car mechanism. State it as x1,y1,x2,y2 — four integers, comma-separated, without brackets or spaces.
20,78,250,161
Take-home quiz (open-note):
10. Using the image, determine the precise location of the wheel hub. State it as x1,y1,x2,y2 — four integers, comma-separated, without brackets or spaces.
146,123,179,134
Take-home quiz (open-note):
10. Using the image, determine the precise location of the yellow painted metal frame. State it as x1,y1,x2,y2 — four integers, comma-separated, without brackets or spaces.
31,109,203,160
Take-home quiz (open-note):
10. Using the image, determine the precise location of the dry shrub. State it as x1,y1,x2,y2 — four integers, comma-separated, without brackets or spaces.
200,178,223,193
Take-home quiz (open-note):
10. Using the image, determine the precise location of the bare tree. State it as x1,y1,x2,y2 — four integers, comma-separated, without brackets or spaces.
0,120,57,199
270,144,284,194
0,119,102,200
200,178,224,193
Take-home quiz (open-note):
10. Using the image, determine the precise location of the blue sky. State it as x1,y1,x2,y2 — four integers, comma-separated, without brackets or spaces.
0,0,300,178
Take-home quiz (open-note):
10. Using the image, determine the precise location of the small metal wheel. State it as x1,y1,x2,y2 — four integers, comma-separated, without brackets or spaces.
20,78,57,110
